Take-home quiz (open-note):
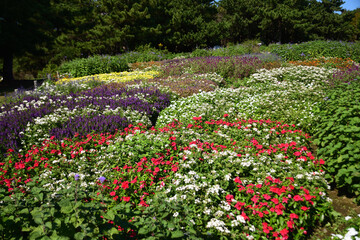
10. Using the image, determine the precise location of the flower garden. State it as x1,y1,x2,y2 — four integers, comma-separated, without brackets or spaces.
1,42,360,239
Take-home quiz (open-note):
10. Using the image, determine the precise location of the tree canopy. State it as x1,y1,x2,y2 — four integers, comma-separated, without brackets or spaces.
0,0,359,83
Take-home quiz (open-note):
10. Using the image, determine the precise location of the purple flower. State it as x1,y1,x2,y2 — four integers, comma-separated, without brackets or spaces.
74,174,80,181
99,176,106,183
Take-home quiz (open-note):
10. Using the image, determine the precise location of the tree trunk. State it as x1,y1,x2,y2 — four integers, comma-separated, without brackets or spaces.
2,50,15,85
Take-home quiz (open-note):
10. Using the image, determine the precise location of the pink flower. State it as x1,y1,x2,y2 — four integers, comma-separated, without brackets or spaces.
290,213,299,219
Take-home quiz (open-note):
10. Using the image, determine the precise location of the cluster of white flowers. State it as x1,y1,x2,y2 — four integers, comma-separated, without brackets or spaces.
206,218,230,234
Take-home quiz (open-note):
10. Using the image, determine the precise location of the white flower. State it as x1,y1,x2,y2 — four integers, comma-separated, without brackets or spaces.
344,228,359,240
173,212,179,217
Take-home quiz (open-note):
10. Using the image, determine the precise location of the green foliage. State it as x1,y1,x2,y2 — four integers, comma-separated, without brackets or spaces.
0,177,136,239
58,55,129,78
190,48,212,58
165,0,220,52
267,40,360,62
314,79,360,203
121,45,174,63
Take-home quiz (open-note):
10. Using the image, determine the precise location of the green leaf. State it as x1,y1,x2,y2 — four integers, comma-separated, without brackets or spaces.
138,227,150,235
171,230,184,238
74,232,85,240
103,210,115,221
29,226,45,239
45,221,52,230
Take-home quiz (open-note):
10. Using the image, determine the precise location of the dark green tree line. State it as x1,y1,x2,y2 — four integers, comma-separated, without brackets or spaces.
1,0,359,84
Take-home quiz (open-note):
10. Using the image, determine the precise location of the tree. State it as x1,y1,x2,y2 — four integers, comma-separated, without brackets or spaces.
164,0,219,52
217,0,260,44
305,0,354,41
83,0,151,55
0,0,53,84
48,0,97,63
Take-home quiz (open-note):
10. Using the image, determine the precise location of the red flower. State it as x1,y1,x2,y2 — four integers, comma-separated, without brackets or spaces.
301,206,310,211
280,228,289,238
226,194,234,203
121,181,129,189
123,196,130,202
251,195,259,203
234,201,245,210
293,195,303,201
287,220,294,229
290,213,299,219
271,198,279,205
263,194,271,200
262,222,273,234
234,177,242,184
110,191,116,196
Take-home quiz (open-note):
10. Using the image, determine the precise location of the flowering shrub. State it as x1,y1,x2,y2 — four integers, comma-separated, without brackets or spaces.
1,118,332,239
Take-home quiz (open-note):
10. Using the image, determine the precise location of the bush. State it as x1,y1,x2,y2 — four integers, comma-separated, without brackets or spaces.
314,79,360,203
266,40,360,62
58,55,130,78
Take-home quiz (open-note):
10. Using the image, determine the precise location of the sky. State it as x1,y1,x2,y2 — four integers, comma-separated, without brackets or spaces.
342,0,360,11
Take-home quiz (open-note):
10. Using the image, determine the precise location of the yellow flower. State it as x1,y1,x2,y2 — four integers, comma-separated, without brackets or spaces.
56,70,160,85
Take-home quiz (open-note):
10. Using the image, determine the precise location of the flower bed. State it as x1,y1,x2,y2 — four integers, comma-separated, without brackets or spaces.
0,85,171,153
56,70,160,85
1,49,360,239
157,66,334,133
161,55,265,79
0,118,332,239
105,73,223,98
288,57,358,70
